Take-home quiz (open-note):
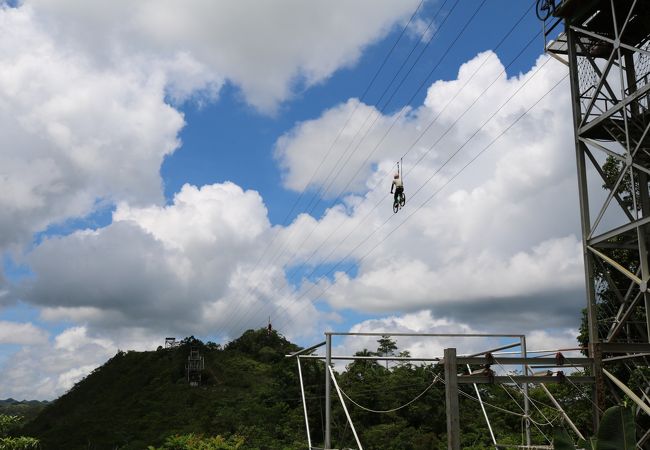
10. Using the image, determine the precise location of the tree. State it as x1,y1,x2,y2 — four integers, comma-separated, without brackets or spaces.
147,433,245,450
377,335,398,369
0,415,39,450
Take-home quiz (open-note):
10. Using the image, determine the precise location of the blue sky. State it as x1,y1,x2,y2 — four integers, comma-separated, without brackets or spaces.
0,0,581,400
163,0,546,224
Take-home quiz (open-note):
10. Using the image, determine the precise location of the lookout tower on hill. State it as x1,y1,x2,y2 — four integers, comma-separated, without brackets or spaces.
186,346,204,387
544,0,650,434
164,337,180,348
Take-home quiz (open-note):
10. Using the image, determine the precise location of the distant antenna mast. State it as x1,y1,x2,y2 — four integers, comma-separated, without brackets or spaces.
267,316,273,335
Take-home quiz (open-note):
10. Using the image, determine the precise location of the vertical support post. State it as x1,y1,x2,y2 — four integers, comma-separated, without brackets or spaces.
624,31,650,343
521,336,531,448
325,333,332,449
637,172,650,341
444,347,460,450
590,341,606,421
566,26,605,429
297,357,312,449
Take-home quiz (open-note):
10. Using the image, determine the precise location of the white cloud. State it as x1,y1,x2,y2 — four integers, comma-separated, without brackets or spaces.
275,51,571,196
325,311,529,374
18,183,321,341
526,329,583,355
0,5,185,249
54,326,113,352
22,0,421,112
0,325,133,399
0,321,48,345
341,311,495,358
323,235,584,311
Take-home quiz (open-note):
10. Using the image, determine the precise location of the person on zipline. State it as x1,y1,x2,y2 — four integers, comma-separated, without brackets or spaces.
390,172,404,205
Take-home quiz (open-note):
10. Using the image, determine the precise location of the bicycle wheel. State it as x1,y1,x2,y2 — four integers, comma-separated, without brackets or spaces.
535,0,552,21
393,202,399,213
400,193,406,207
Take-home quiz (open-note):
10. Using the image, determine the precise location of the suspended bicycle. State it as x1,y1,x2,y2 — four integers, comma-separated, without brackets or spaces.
393,190,406,213
535,0,556,21
391,159,406,213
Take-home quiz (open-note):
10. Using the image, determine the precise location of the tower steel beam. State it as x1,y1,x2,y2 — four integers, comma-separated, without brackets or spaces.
547,0,650,436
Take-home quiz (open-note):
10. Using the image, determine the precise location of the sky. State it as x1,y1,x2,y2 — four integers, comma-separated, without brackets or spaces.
0,0,586,400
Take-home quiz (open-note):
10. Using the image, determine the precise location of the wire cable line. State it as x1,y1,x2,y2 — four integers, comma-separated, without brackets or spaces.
269,62,562,335
255,31,543,332
493,358,562,422
272,72,569,333
339,375,441,414
307,0,487,206
497,384,552,443
217,0,431,335
262,0,427,234
438,375,550,422
298,0,459,213
227,0,459,309
223,0,466,334
229,0,539,336
271,64,566,333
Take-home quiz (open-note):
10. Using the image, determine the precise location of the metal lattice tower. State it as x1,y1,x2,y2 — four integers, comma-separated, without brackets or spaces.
546,0,650,433
186,346,205,387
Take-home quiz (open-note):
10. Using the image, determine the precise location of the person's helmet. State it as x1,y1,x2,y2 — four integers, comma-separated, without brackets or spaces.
394,173,399,179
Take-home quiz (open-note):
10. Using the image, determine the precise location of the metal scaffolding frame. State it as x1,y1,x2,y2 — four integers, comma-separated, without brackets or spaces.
544,0,650,437
288,332,595,450
186,346,205,387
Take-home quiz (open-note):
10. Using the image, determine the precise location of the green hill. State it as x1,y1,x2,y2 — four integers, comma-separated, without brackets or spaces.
21,329,315,450
0,399,48,422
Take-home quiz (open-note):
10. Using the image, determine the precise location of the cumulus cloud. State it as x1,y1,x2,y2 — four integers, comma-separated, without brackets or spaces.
0,271,8,306
0,5,185,249
0,326,125,399
526,328,583,354
10,51,584,342
18,183,321,341
22,0,421,112
272,51,585,330
2,43,590,399
275,51,572,196
0,0,423,250
0,321,48,345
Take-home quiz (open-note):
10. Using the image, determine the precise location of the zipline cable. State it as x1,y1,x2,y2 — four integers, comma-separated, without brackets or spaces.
234,2,539,335
229,0,538,336
255,55,558,336
218,0,431,335
299,0,459,214
236,0,457,282
270,60,564,333
226,0,475,334
250,29,544,334
272,72,569,334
